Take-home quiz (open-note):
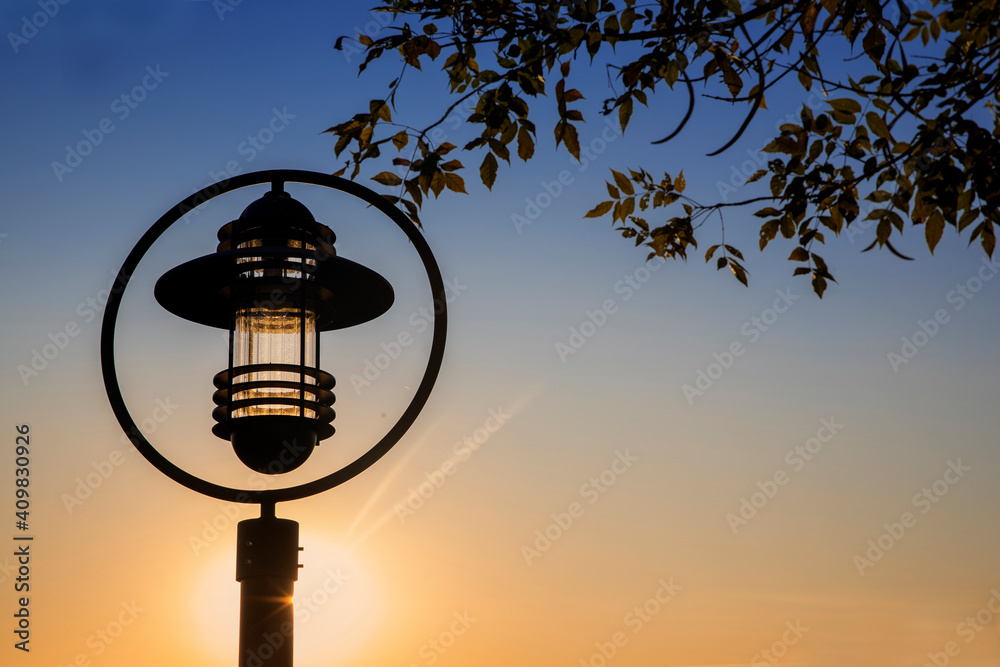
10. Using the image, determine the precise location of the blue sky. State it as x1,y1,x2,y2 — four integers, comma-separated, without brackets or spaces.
2,2,1000,666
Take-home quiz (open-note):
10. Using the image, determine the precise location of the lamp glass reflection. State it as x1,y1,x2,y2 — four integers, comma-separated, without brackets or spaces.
232,238,318,419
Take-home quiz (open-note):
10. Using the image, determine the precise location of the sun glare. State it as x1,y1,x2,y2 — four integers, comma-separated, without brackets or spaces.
193,536,383,666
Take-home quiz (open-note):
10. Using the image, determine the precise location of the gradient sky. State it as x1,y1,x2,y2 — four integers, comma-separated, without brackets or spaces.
2,2,1000,666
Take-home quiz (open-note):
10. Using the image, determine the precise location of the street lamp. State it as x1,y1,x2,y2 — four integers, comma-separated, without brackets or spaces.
101,170,447,667
154,180,395,474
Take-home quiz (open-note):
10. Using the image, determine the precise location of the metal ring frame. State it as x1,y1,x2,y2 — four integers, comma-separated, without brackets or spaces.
100,170,447,505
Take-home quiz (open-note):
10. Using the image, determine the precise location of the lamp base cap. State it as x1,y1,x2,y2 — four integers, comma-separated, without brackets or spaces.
214,415,332,474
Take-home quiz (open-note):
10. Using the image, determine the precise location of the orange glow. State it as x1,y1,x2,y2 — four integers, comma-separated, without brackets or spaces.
191,537,383,665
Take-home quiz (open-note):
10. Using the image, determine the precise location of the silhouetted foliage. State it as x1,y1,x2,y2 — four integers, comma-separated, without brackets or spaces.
329,0,1000,296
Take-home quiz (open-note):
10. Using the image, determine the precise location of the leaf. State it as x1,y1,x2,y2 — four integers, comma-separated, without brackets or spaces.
838,195,860,222
982,222,996,257
399,198,421,227
430,170,445,197
489,138,511,164
770,175,787,197
500,122,518,146
480,153,498,190
359,125,374,146
729,261,749,286
829,98,862,114
886,210,905,233
516,126,534,161
606,182,621,199
426,39,442,60
925,210,944,254
562,122,581,160
392,131,409,150
958,207,979,232
866,111,891,142
764,137,799,154
705,244,720,261
876,219,891,245
863,26,886,63
675,170,686,194
620,197,636,219
584,201,613,218
618,96,633,132
812,255,833,283
371,171,402,186
724,245,744,260
754,207,782,218
404,178,423,207
800,2,820,38
759,220,779,250
788,247,810,261
334,133,352,157
620,7,636,32
445,173,467,194
611,170,635,196
866,190,891,203
812,274,827,298
719,58,743,97
369,99,391,122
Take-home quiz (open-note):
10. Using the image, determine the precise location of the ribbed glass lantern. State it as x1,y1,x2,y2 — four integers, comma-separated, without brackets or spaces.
154,182,394,474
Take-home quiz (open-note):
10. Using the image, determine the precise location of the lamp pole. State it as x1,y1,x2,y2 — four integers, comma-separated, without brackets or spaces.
101,170,447,667
236,504,300,667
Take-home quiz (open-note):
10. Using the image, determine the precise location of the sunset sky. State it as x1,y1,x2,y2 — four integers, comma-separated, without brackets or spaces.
2,1,1000,666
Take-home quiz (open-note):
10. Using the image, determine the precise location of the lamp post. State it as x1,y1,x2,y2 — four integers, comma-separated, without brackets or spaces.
101,170,447,667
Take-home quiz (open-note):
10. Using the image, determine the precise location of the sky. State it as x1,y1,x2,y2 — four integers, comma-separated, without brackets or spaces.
1,1,1000,666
